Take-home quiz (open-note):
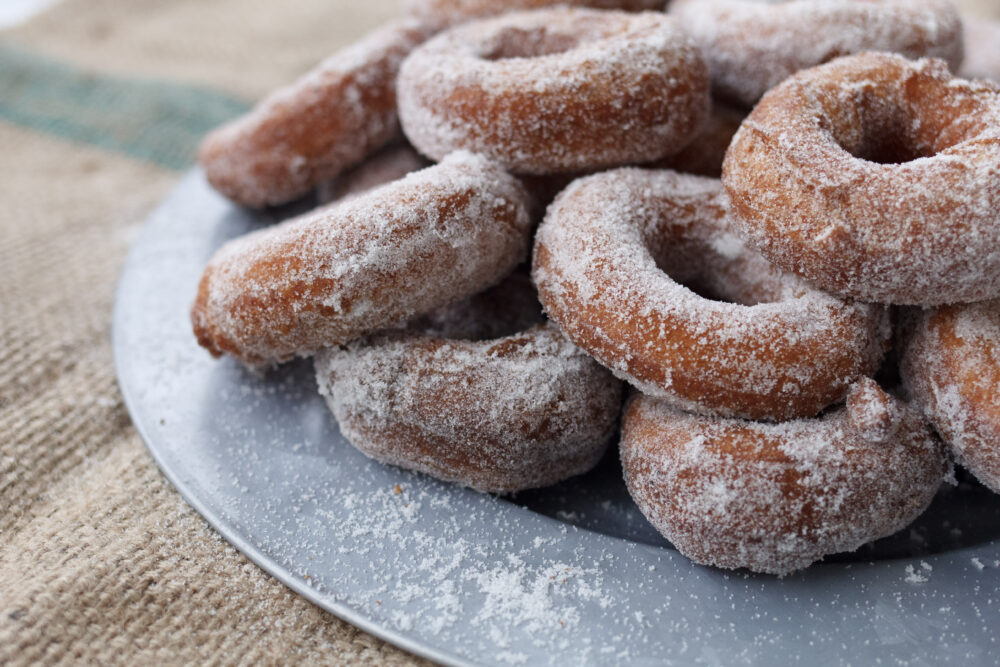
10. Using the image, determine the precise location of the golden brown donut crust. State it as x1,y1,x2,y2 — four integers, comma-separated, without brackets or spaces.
724,52,1000,306
670,0,964,107
621,381,945,575
397,8,711,174
199,19,433,207
315,275,624,493
532,168,888,421
901,300,1000,494
191,152,532,367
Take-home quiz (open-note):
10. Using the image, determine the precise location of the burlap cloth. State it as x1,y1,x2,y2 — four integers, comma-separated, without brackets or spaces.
1,0,997,664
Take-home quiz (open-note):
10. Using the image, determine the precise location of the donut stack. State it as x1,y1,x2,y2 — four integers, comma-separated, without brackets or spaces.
191,0,1000,575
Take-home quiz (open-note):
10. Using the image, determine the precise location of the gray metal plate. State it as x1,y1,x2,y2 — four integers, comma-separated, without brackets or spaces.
113,170,1000,666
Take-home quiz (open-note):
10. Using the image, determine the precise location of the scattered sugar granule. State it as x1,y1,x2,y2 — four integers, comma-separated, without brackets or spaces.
904,565,928,584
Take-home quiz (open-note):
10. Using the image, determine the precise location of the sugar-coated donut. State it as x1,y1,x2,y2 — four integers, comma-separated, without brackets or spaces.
407,0,664,28
621,380,946,575
398,8,711,174
191,151,532,367
724,53,1000,306
901,300,1000,494
315,273,624,493
316,141,430,205
962,17,1000,83
199,19,433,207
532,168,888,421
649,100,745,178
670,0,964,107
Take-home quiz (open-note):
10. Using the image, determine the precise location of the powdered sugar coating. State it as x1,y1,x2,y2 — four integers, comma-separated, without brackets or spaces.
315,273,623,493
846,376,901,443
901,300,1000,494
962,16,1000,83
407,0,665,29
620,384,945,575
532,168,888,421
191,152,533,367
316,141,431,205
670,0,964,107
397,8,710,174
199,19,433,207
723,53,1000,306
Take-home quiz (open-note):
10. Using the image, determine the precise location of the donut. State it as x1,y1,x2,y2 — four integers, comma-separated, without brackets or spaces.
649,100,745,178
316,141,430,205
901,300,1000,494
191,151,532,367
620,379,946,575
407,0,664,28
669,0,964,107
397,8,711,174
723,53,1000,306
315,273,624,493
962,17,1000,83
199,19,433,208
532,168,888,421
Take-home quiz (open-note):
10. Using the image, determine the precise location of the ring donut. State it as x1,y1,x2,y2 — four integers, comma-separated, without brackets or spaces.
191,151,532,366
669,0,964,107
315,273,624,493
621,380,946,575
397,8,710,174
407,0,665,28
532,168,888,421
199,19,433,207
723,53,1000,306
901,300,1000,494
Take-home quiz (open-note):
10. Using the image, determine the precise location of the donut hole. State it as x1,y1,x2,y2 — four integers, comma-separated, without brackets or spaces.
852,110,937,165
677,273,782,308
672,276,732,304
649,235,788,307
832,85,952,165
661,269,756,307
478,27,581,61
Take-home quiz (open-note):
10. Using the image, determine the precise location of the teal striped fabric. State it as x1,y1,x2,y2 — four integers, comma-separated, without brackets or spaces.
0,42,250,170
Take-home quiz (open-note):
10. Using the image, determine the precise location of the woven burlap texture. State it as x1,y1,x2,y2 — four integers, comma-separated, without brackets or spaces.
2,0,998,664
0,0,425,664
